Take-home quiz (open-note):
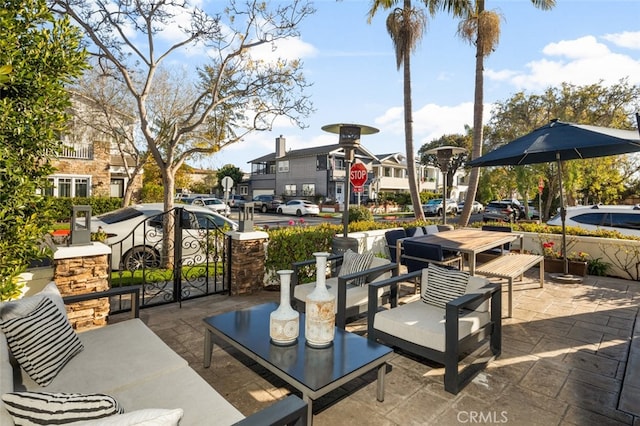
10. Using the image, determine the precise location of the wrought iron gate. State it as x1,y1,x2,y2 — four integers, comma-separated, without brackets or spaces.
107,206,230,308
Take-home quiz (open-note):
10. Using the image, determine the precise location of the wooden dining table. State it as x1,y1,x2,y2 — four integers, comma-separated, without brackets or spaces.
397,227,522,275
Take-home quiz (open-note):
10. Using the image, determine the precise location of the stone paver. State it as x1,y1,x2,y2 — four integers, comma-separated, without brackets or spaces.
117,271,640,425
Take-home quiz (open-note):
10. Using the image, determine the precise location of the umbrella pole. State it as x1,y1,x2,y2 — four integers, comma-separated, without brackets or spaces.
557,153,569,275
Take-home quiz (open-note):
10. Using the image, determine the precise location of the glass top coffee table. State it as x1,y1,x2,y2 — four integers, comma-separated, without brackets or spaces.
203,302,393,425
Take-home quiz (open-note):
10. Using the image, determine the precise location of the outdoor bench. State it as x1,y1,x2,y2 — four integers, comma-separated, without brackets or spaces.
1,284,306,425
474,253,544,317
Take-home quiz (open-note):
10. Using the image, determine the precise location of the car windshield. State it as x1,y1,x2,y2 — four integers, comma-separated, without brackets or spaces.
426,199,441,205
97,207,145,224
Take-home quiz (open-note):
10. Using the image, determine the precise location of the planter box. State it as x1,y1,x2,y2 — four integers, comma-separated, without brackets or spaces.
544,258,588,276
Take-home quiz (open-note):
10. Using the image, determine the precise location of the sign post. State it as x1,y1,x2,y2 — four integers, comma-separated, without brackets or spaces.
350,163,368,206
538,177,545,224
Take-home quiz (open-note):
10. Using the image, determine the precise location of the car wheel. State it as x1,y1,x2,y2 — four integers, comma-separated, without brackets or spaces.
261,205,267,213
296,209,302,217
277,208,283,214
437,208,442,216
123,247,159,271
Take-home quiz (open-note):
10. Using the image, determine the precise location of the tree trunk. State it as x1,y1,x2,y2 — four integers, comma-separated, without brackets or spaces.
459,0,485,227
402,1,424,221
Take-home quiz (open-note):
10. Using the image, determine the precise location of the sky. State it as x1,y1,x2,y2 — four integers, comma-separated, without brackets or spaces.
202,0,640,172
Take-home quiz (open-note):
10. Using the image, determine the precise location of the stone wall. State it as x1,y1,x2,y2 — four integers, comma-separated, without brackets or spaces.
53,244,111,331
229,232,268,295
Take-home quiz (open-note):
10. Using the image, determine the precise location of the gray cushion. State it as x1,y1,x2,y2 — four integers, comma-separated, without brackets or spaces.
0,298,83,387
373,300,490,352
2,391,122,425
421,265,469,309
0,282,67,321
15,319,187,394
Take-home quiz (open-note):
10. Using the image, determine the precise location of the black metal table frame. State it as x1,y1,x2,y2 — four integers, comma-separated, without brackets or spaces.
203,303,393,425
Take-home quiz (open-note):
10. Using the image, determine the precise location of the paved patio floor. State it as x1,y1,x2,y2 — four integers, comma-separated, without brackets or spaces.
123,271,640,425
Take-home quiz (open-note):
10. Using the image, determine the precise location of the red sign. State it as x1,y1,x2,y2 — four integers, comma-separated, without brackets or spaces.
353,186,364,193
538,176,545,193
350,163,368,187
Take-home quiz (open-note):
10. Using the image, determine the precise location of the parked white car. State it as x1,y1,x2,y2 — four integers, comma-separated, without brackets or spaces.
422,198,458,216
547,204,640,237
458,200,484,214
191,197,231,216
92,203,238,270
277,199,320,216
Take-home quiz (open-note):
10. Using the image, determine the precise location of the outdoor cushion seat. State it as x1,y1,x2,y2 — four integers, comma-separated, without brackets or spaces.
367,265,501,394
291,253,396,329
401,240,463,272
384,229,407,264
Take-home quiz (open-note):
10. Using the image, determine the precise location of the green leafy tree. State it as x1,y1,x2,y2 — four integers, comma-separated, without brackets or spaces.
418,130,472,198
216,164,244,195
0,0,87,300
367,0,470,220
458,0,555,227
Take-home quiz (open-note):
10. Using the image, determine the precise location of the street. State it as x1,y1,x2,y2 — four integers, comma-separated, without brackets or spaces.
231,209,484,229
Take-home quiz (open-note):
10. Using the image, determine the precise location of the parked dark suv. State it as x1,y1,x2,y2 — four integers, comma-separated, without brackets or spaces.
482,200,520,222
251,194,283,213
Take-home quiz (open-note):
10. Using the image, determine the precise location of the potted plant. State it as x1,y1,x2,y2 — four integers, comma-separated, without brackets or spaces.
541,241,589,276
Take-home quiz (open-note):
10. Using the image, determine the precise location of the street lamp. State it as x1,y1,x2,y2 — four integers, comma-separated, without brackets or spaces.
425,145,466,225
322,123,379,254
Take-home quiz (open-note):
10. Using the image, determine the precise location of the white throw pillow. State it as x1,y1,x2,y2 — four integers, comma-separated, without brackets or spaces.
0,297,83,386
2,391,122,425
74,408,184,425
339,249,374,286
421,264,469,309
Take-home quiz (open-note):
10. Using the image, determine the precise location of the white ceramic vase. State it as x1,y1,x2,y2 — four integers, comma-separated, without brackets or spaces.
269,270,300,346
305,252,335,348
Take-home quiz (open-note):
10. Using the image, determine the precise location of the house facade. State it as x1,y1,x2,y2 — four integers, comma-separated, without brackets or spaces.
46,93,142,200
247,136,468,205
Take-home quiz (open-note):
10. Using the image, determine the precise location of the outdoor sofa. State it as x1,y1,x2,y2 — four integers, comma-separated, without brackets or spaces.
0,283,306,425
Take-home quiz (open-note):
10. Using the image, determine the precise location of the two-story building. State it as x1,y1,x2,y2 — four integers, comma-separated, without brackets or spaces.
247,136,468,205
45,93,142,201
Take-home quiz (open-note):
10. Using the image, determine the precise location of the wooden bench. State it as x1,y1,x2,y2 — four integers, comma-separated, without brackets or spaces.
475,253,544,318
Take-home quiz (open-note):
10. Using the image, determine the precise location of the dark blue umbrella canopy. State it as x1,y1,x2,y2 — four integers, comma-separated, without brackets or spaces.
468,120,640,167
468,118,640,278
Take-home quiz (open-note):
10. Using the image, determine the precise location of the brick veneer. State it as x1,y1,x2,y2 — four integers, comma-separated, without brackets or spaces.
53,243,111,332
229,231,268,296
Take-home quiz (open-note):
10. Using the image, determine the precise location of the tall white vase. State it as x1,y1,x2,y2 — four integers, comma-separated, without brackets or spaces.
270,270,299,346
305,252,335,348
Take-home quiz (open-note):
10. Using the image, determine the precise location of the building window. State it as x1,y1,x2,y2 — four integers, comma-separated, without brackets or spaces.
48,176,91,198
239,186,248,195
302,183,315,196
317,155,327,171
285,184,296,196
110,178,124,197
278,160,289,173
384,167,391,177
334,158,345,170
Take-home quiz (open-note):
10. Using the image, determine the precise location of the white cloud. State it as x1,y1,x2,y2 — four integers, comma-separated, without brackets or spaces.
487,35,640,92
602,31,640,50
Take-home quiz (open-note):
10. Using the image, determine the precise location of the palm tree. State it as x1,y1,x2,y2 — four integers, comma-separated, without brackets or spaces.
368,0,469,220
458,0,555,226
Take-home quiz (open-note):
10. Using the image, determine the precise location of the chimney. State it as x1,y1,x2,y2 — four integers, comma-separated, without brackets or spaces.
275,135,286,158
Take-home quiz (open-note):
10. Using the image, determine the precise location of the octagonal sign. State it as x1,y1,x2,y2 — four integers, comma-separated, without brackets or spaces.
350,163,368,187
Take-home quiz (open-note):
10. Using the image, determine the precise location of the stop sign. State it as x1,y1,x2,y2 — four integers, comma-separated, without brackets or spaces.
350,163,368,187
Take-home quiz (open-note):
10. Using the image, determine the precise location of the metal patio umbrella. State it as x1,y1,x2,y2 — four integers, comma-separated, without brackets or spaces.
468,118,640,278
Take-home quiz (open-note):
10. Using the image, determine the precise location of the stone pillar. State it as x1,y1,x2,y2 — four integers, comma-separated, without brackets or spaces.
229,231,268,296
52,243,111,331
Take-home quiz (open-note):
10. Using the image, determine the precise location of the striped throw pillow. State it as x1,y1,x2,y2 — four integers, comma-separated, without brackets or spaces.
339,249,374,286
421,264,470,309
0,297,83,386
2,392,122,425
